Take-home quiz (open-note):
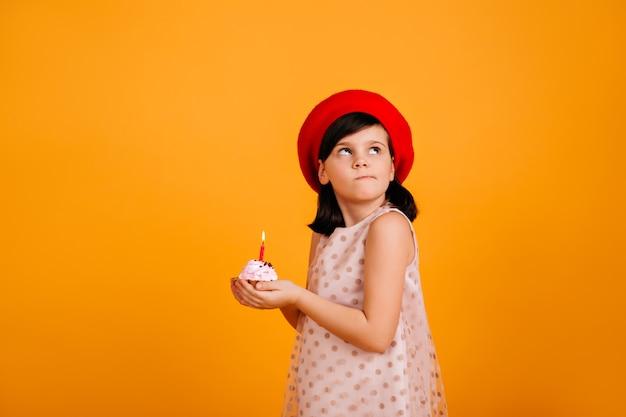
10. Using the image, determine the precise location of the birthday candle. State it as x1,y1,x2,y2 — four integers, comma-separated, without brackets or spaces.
259,230,265,261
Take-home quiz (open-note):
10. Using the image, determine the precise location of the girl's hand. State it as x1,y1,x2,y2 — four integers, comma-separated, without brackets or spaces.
230,278,301,310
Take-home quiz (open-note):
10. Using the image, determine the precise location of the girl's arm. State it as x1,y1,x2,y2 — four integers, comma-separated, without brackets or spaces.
236,212,413,353
278,232,321,329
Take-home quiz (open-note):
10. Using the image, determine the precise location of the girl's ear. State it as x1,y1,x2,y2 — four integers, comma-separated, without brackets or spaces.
318,160,330,185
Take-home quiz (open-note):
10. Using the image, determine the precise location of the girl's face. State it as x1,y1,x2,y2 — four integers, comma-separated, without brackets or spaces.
317,124,395,205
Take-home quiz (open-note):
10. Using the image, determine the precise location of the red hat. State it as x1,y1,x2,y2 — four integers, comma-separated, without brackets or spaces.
297,89,413,193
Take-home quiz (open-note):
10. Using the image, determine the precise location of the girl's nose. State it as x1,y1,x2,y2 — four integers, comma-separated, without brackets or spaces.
353,157,368,168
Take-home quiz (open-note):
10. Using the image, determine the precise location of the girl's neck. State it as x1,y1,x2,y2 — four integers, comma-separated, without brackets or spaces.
336,196,388,227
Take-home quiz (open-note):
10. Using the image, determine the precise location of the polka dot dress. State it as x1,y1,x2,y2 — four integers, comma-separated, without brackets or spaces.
282,204,447,417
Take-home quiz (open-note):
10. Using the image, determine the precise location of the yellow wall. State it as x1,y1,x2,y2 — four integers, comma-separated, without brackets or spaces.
1,1,624,416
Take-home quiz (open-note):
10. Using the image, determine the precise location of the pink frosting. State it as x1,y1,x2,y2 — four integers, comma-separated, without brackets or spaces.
238,260,278,281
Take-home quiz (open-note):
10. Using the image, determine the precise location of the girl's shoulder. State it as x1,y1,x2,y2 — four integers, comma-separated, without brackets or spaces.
371,204,413,226
368,208,415,265
370,209,413,235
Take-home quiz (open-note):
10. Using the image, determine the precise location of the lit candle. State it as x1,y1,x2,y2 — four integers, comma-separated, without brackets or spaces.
259,230,265,261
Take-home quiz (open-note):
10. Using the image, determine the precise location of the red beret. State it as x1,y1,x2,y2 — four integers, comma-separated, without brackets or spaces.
297,89,413,193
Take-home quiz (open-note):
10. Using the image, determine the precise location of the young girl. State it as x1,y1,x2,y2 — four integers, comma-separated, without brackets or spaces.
231,90,448,417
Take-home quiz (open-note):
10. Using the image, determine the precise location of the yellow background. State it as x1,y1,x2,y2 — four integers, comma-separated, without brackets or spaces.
1,1,624,416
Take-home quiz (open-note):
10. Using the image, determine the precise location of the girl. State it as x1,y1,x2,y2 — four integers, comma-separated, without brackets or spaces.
231,90,448,417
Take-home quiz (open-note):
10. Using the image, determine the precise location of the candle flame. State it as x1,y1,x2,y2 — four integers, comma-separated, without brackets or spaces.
261,230,265,244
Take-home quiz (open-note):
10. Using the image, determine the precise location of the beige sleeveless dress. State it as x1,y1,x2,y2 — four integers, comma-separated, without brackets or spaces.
282,204,448,417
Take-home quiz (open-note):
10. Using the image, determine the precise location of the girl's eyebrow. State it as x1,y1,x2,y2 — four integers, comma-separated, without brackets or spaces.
334,138,353,146
334,139,388,148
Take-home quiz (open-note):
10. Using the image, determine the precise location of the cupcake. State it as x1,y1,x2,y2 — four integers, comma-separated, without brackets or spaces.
238,260,278,287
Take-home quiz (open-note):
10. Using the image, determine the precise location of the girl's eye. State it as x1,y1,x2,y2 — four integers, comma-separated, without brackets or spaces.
369,147,381,154
337,148,352,155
